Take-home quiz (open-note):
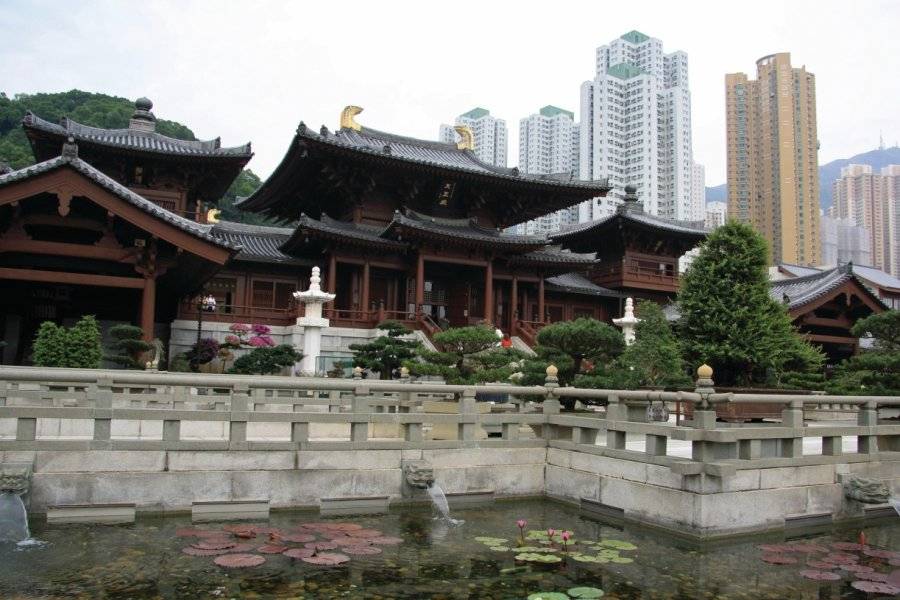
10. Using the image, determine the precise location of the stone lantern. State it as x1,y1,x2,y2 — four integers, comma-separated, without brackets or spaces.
292,266,336,376
613,297,640,345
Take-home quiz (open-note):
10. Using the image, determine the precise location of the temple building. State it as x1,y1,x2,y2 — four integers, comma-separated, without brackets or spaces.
0,100,713,367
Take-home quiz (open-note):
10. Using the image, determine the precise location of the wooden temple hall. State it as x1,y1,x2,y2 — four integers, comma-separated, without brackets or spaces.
0,99,715,363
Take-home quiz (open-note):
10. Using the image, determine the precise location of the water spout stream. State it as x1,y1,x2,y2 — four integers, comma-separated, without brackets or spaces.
0,492,30,543
426,483,464,525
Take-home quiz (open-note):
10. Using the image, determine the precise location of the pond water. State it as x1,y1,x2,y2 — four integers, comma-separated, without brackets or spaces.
2,499,899,599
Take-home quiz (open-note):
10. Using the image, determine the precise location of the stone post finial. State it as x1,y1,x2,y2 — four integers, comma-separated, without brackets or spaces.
694,363,715,410
545,364,559,388
353,366,363,380
400,365,410,381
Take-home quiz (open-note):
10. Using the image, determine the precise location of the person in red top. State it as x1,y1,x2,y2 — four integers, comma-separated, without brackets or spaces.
500,335,512,349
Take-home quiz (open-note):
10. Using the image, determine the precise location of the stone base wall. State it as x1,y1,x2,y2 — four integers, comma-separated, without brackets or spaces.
546,447,900,538
8,447,546,514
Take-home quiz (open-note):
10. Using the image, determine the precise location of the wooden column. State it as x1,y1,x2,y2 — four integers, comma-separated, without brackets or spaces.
483,259,494,325
415,253,425,316
140,276,156,340
510,275,518,336
327,253,337,294
523,287,530,322
537,276,545,324
361,261,371,317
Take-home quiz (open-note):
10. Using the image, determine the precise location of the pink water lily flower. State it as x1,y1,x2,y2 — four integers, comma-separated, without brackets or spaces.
517,519,527,530
547,528,556,539
561,531,571,541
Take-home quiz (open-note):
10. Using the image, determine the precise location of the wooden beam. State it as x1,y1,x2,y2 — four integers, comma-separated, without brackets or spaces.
0,238,137,262
801,315,852,328
805,333,859,345
0,267,145,289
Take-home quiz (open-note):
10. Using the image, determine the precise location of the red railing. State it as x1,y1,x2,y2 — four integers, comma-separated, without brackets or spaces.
178,301,298,325
594,263,680,288
515,320,545,347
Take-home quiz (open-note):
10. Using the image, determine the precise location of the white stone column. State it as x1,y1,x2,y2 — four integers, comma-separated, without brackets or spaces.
613,297,640,345
292,266,336,376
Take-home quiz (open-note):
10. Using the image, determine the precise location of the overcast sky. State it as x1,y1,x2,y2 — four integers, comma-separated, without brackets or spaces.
3,0,899,187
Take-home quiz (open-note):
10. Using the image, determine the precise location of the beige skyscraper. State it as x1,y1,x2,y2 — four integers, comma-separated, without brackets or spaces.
726,53,821,265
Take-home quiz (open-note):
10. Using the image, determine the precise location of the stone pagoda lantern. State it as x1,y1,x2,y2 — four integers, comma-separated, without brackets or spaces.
613,297,640,345
292,266,336,376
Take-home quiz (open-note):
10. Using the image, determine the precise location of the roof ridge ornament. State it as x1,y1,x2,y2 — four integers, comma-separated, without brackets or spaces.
61,136,78,159
454,125,475,151
340,106,363,131
129,97,156,133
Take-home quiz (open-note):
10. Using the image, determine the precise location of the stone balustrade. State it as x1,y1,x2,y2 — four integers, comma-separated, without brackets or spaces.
1,365,898,536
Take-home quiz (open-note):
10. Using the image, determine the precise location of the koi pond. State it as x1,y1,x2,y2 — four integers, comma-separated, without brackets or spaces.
2,499,899,599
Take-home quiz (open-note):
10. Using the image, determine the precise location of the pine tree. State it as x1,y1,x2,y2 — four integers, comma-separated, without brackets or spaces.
349,320,421,379
616,300,691,388
105,324,151,369
65,315,103,368
407,325,523,385
827,310,900,395
678,221,823,386
31,321,67,367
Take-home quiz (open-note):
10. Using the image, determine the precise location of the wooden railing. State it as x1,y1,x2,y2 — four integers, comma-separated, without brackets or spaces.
177,301,298,325
515,320,545,347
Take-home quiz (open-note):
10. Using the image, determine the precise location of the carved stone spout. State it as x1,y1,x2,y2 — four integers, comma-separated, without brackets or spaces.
402,460,435,490
0,463,32,496
843,476,890,504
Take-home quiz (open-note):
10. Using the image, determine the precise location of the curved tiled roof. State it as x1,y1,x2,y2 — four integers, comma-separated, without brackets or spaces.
0,154,239,251
552,208,708,242
770,264,887,310
386,209,547,248
544,272,622,297
284,214,408,251
23,112,252,158
211,221,306,264
508,246,597,267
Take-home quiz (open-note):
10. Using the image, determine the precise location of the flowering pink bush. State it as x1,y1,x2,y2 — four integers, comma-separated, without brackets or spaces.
224,335,241,346
229,323,251,334
251,324,271,335
249,335,275,348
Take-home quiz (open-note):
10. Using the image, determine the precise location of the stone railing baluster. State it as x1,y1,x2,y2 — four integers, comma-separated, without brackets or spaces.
351,384,369,443
229,383,250,448
458,388,477,442
858,400,878,454
91,376,113,443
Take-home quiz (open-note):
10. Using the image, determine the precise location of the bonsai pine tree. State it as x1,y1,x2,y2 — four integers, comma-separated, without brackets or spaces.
105,324,151,369
519,318,625,387
678,221,823,386
230,345,303,375
828,310,900,395
349,320,422,379
407,325,523,384
610,300,691,389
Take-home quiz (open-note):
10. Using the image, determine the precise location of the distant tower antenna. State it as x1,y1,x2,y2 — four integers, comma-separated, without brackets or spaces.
879,131,884,150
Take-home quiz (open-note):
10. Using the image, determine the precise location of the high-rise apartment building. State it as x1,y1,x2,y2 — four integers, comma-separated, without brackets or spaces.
820,214,872,267
439,107,507,167
511,106,581,235
579,30,693,222
705,201,728,229
690,162,705,221
832,164,889,271
883,166,900,276
725,53,820,265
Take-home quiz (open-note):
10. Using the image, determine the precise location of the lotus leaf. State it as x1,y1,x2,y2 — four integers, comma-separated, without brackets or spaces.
600,539,637,551
567,587,605,598
527,593,569,600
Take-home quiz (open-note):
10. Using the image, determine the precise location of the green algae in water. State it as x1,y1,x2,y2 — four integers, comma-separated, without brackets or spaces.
3,498,899,599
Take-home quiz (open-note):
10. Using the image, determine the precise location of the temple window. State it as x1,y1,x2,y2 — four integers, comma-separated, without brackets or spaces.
251,279,295,309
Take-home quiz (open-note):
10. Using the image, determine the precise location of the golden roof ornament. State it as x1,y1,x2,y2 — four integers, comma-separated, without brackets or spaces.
454,125,475,151
340,106,363,131
206,208,221,223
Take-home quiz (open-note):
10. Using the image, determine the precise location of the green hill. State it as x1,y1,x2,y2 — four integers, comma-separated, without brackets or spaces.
0,90,266,224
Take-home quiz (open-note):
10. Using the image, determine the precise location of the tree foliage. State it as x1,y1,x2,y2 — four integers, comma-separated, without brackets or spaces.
407,325,523,385
230,344,303,375
827,310,900,395
349,320,422,379
678,221,823,386
32,316,102,368
614,301,691,388
105,324,151,369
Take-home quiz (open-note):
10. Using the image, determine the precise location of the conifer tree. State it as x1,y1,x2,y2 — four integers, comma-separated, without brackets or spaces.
105,324,151,369
349,320,421,379
678,221,822,386
65,315,103,368
407,325,523,385
31,321,67,367
828,310,900,395
616,300,691,388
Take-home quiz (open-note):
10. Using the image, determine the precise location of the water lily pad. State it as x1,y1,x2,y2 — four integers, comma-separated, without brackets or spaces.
761,554,798,565
304,541,338,551
850,580,900,595
192,540,237,550
862,547,900,560
610,556,634,564
348,529,383,538
822,553,858,564
840,563,874,573
283,548,315,559
328,536,365,546
489,546,511,551
855,571,889,582
370,536,404,546
225,543,257,553
182,546,230,556
280,533,316,543
515,552,562,563
806,560,837,569
526,593,568,600
830,541,864,551
475,536,508,544
570,554,604,563
341,545,382,555
301,552,350,566
257,544,288,554
214,553,265,568
799,569,841,581
599,539,637,551
567,587,604,598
